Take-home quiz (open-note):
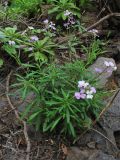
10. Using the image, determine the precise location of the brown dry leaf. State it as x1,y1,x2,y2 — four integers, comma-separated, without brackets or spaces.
50,139,54,145
61,144,68,155
106,78,118,90
17,136,26,146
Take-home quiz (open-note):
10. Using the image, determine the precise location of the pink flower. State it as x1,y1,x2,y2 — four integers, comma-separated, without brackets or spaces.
104,61,117,71
63,23,70,28
74,92,86,100
80,93,86,99
49,22,56,30
43,19,49,24
95,67,102,73
30,36,39,42
80,89,85,93
78,80,89,88
90,87,96,93
74,92,81,99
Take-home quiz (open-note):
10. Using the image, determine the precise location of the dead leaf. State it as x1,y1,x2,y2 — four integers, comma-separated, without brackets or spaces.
61,144,68,155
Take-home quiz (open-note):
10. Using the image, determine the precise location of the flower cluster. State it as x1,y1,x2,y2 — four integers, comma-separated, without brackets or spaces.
28,47,33,51
30,35,39,42
88,29,99,37
104,61,117,70
64,10,72,16
63,10,76,29
74,80,96,100
95,60,117,74
43,19,56,30
8,40,16,45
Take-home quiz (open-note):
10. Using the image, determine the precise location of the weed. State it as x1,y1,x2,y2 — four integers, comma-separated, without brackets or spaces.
48,0,80,20
82,39,105,66
14,61,105,137
0,27,56,64
8,0,42,18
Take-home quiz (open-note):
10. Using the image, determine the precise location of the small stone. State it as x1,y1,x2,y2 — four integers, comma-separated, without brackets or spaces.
115,63,120,87
89,57,117,88
88,151,116,160
66,147,89,160
87,141,96,149
101,91,120,131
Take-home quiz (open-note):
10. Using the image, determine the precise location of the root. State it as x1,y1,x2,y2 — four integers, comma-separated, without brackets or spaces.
6,70,31,160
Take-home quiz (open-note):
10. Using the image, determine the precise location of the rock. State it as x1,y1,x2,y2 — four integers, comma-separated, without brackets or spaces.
27,125,43,141
76,126,112,153
0,81,5,94
114,131,120,149
0,96,7,109
10,90,35,112
66,147,89,160
89,57,117,88
3,151,26,160
115,63,120,87
101,91,120,131
88,151,116,160
18,91,36,112
99,91,120,153
66,147,116,160
0,82,7,109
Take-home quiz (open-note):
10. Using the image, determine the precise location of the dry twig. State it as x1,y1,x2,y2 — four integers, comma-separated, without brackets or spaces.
91,128,118,149
74,88,120,144
93,88,120,125
58,13,120,44
86,12,120,31
6,70,31,160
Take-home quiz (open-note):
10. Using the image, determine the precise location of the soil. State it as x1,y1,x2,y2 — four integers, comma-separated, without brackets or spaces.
0,41,120,160
0,78,120,160
0,82,65,160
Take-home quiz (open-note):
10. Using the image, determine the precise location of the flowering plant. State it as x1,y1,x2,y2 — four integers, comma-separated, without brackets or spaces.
48,0,80,20
15,60,106,137
0,27,56,64
7,0,41,18
75,80,96,100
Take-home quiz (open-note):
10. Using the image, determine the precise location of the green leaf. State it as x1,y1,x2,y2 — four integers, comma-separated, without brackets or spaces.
3,45,17,56
71,47,76,53
48,6,59,14
39,37,49,46
28,111,41,121
56,12,63,20
5,27,17,34
43,120,53,132
35,115,41,131
66,108,70,123
0,58,4,67
45,101,61,106
22,87,27,100
30,52,48,62
0,31,6,39
21,102,34,119
69,122,76,137
62,12,67,20
29,84,39,94
50,117,62,131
